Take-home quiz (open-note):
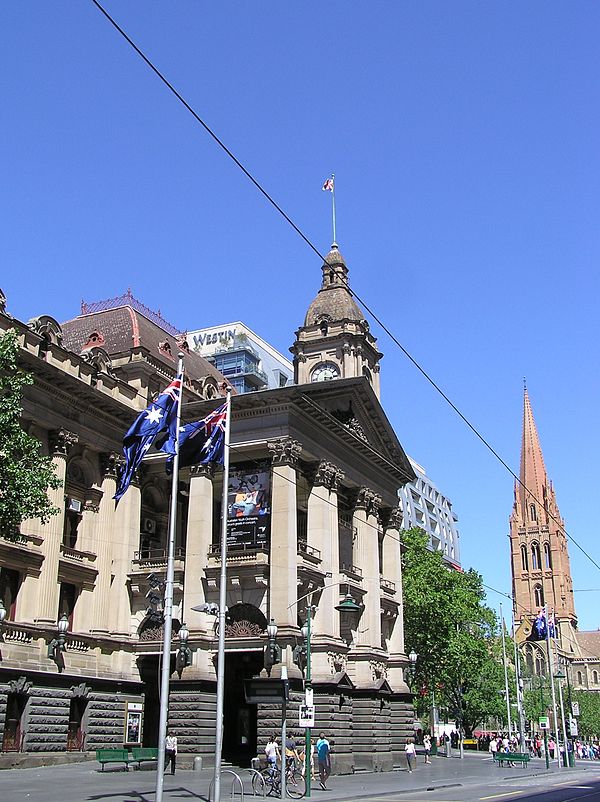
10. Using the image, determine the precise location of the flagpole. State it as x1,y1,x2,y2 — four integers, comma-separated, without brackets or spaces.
500,603,513,738
213,386,233,802
545,608,561,769
331,174,337,246
155,354,185,802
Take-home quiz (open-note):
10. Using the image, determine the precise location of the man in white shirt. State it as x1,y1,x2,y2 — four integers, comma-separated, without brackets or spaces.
165,730,178,775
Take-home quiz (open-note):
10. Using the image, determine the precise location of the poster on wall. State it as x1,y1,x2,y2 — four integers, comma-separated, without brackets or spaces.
226,467,271,549
124,703,143,745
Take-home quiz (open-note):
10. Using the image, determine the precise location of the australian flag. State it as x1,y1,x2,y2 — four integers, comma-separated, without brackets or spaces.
164,402,227,473
114,377,182,500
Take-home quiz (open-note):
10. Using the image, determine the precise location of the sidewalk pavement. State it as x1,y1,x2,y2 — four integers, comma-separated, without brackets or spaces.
1,751,600,802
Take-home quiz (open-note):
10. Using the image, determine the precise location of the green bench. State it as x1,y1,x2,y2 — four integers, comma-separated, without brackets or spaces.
131,747,159,768
493,751,530,767
96,748,133,771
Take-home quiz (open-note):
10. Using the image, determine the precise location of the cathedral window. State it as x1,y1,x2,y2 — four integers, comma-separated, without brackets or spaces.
533,584,544,607
593,671,599,685
577,671,583,685
520,544,529,571
531,543,541,570
543,542,552,569
530,504,537,522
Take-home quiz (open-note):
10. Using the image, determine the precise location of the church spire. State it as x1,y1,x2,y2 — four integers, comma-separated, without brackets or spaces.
518,386,549,522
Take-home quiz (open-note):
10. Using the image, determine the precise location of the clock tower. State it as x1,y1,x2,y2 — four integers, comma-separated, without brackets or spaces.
291,244,383,398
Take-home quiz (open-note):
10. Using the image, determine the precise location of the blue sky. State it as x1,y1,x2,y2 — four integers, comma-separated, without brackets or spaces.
2,2,600,630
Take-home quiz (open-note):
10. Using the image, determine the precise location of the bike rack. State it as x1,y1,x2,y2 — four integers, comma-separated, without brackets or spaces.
208,769,245,802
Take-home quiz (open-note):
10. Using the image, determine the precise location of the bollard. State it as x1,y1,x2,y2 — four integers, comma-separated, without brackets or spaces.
193,756,203,772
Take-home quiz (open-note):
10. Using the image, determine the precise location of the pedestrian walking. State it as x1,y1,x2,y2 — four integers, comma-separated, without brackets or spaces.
423,734,431,764
265,734,280,774
316,732,331,790
405,738,416,772
164,730,177,775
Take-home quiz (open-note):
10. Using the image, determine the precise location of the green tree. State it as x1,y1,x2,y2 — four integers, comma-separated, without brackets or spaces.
0,328,60,539
402,527,508,736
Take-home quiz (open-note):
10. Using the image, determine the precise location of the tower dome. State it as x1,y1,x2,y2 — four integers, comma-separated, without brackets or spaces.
303,245,364,327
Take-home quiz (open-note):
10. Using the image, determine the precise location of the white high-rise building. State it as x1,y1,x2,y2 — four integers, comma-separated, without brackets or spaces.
398,457,461,568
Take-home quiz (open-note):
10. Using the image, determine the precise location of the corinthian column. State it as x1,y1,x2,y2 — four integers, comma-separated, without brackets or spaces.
35,429,78,625
110,472,142,637
91,454,119,634
267,437,301,630
383,507,409,690
183,464,215,632
310,462,343,641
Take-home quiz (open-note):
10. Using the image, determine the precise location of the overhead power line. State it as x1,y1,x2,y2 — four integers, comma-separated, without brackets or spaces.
90,1,600,576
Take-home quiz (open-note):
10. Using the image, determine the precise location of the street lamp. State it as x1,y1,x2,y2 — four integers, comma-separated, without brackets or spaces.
290,588,362,798
264,618,282,675
554,669,569,767
176,622,192,674
47,614,69,669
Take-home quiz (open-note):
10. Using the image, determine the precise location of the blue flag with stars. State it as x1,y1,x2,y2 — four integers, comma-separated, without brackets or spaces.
114,376,182,500
163,401,227,473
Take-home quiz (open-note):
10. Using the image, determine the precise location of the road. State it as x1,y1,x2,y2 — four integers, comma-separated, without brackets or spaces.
1,752,600,802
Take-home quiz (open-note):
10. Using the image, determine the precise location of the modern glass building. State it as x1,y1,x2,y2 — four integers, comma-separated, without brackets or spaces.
398,457,461,569
188,322,293,394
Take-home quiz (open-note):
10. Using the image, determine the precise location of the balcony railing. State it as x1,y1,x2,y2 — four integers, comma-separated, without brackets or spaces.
340,562,363,579
208,542,269,563
380,577,396,593
132,548,186,568
297,540,321,561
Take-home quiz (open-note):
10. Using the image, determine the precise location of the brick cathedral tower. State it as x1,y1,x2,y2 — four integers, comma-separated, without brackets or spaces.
510,386,577,658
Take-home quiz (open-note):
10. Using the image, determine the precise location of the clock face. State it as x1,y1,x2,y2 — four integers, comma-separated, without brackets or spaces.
311,361,340,382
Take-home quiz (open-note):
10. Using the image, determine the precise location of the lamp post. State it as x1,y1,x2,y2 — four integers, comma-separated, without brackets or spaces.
554,670,568,767
47,614,69,668
290,587,362,798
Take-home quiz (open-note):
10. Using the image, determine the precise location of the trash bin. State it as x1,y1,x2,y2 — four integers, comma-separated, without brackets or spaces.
430,740,438,756
567,750,574,768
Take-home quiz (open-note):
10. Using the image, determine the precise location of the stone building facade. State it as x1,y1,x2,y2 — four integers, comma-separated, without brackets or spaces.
510,387,600,691
0,247,416,770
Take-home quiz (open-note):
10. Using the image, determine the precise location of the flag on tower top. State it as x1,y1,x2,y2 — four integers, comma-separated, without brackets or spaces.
322,177,334,192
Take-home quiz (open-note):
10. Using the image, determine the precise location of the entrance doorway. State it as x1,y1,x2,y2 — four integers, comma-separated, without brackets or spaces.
138,655,160,748
2,693,27,752
66,697,87,751
222,651,263,767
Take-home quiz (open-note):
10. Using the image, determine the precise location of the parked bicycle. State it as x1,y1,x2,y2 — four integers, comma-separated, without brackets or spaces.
253,762,306,798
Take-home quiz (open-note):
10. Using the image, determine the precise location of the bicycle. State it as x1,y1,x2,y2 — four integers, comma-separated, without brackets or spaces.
254,762,306,798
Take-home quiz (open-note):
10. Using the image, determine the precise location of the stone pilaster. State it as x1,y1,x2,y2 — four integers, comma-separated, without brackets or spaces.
310,462,343,640
267,437,301,632
35,429,78,625
90,454,119,634
78,488,102,554
383,507,409,691
183,464,215,634
110,471,141,637
349,487,384,685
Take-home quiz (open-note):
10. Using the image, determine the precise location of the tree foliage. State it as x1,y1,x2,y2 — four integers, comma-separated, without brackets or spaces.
402,527,508,736
0,328,60,538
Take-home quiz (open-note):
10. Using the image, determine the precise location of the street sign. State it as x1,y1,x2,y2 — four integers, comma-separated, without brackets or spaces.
305,687,313,707
572,702,580,717
570,718,578,736
299,704,315,728
244,678,289,704
538,716,550,730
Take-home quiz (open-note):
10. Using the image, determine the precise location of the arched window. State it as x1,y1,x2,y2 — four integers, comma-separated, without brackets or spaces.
531,543,541,570
543,542,552,569
577,671,583,685
593,671,599,685
520,544,529,571
534,584,544,608
530,504,537,522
